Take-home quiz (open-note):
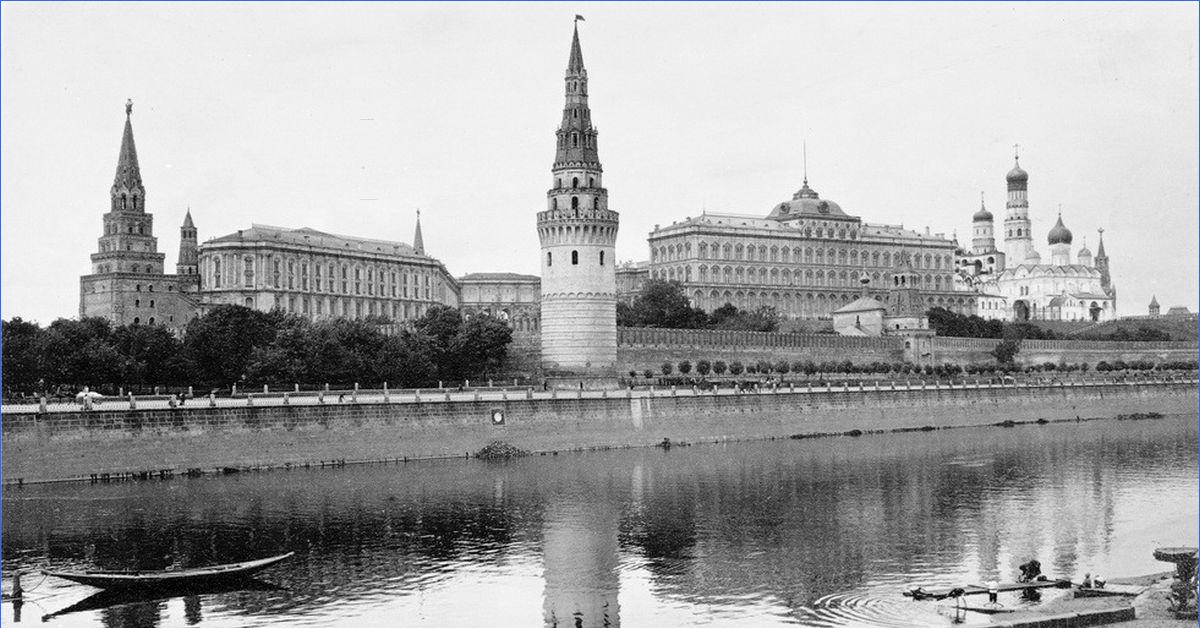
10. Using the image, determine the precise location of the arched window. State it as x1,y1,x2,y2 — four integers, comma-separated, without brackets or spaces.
599,251,605,266
572,133,578,147
121,194,128,210
588,177,594,187
571,196,579,209
135,299,140,307
547,251,552,266
572,177,579,188
571,250,579,265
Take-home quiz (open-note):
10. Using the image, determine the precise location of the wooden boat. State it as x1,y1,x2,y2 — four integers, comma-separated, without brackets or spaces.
44,552,294,590
904,578,1071,601
41,578,283,621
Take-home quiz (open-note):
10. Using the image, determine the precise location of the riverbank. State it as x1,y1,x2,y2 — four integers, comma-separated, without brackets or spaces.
3,381,1195,484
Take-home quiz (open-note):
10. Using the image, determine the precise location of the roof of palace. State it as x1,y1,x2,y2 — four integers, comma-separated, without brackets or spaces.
206,224,423,257
458,272,540,282
652,212,953,247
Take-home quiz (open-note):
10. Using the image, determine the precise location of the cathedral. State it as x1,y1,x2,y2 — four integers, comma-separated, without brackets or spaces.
955,151,1116,322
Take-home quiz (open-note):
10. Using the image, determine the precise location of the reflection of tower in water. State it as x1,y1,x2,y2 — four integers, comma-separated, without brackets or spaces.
542,500,621,628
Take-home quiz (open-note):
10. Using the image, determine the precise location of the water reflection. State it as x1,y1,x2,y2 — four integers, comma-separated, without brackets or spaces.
2,416,1195,627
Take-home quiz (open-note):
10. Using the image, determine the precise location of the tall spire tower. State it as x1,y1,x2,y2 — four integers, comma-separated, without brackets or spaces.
176,209,198,275
537,18,620,385
1003,146,1034,264
1095,227,1111,290
413,210,425,255
90,99,165,278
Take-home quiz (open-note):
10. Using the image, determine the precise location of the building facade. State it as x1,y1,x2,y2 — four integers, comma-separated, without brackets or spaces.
458,272,541,334
645,175,970,320
536,22,620,380
615,261,649,303
79,101,201,332
957,152,1117,322
197,220,459,321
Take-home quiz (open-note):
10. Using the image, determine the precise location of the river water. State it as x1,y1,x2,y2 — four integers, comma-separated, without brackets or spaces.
3,415,1196,627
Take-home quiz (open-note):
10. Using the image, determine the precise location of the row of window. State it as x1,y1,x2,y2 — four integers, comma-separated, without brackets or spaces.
656,242,954,269
654,265,953,290
208,256,439,300
554,176,596,189
546,250,605,267
261,295,435,321
105,223,147,235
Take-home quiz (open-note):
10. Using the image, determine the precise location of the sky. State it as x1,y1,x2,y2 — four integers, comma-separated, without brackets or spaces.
2,2,1197,324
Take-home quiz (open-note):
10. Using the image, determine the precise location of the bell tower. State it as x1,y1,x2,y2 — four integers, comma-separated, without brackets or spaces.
1003,146,1033,264
537,19,620,385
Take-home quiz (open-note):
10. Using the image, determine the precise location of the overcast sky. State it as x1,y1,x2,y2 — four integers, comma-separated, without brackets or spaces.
3,2,1196,324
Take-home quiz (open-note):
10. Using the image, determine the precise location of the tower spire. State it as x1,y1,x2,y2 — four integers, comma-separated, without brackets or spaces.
112,99,145,212
413,209,425,255
568,18,585,74
802,140,808,185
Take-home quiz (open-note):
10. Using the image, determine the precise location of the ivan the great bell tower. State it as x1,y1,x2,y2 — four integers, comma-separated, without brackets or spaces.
537,20,620,384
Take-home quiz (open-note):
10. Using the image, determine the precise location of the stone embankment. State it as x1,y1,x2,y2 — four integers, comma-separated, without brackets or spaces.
3,380,1195,484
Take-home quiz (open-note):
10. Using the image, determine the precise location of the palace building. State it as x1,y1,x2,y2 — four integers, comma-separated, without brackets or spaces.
79,101,201,332
955,151,1117,322
645,174,970,320
198,217,459,321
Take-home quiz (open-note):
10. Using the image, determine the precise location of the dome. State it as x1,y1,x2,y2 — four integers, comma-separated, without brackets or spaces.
1048,214,1073,245
1006,160,1028,183
768,179,849,219
1024,248,1042,264
972,206,993,222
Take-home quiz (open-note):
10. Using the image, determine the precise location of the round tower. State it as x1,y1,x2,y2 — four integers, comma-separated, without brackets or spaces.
1003,147,1034,264
538,20,620,384
971,191,995,255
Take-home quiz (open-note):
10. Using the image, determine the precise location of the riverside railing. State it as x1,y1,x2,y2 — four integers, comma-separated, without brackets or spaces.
4,373,1195,415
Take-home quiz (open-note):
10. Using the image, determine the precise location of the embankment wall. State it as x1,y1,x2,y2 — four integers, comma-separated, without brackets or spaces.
3,383,1194,484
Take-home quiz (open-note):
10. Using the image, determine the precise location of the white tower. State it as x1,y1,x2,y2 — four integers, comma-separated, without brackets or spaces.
971,192,995,255
538,20,620,384
1003,147,1034,264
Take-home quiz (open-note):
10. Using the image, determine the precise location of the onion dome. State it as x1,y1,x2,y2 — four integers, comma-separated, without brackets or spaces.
1077,237,1092,258
1006,150,1028,192
1047,213,1073,245
973,195,993,222
1024,248,1042,264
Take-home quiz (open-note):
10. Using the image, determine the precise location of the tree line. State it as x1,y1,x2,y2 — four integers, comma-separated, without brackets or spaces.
2,304,512,396
618,280,781,332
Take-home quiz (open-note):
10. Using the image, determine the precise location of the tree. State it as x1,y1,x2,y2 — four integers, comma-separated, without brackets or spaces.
625,280,707,328
991,338,1021,364
183,305,281,389
38,318,123,392
678,360,692,375
695,359,711,376
2,318,42,394
775,360,791,375
413,305,465,382
111,323,184,389
729,361,744,375
713,360,727,375
453,313,513,380
661,361,673,376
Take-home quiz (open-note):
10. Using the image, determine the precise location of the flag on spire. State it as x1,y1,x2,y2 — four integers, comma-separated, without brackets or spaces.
575,14,585,22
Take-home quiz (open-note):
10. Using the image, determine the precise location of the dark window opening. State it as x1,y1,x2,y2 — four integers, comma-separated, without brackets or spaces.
571,250,579,265
547,252,552,266
571,196,579,209
572,177,579,188
600,251,605,266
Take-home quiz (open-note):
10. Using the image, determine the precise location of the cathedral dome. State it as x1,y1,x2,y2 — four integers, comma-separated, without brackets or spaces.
1024,248,1042,264
972,206,993,222
1048,214,1073,245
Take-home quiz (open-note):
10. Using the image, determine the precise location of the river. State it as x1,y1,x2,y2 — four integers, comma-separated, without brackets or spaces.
3,414,1195,627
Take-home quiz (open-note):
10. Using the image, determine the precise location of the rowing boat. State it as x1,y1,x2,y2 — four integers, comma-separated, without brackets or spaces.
44,552,294,590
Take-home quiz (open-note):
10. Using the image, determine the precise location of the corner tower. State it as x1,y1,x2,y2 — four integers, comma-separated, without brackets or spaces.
1003,147,1033,264
537,20,620,384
